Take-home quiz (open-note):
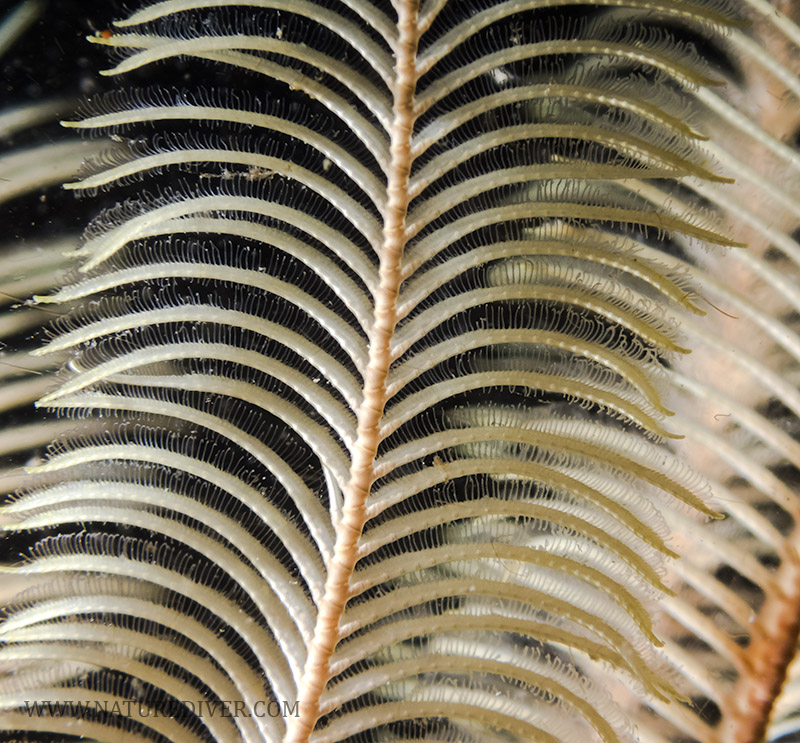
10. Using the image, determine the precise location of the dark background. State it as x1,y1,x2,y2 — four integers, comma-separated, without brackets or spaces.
2,0,127,108
2,0,129,241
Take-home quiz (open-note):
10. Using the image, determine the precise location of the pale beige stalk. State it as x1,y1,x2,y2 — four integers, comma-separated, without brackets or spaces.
284,3,421,741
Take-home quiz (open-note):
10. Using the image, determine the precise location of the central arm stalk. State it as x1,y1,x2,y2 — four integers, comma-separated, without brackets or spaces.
285,3,420,741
